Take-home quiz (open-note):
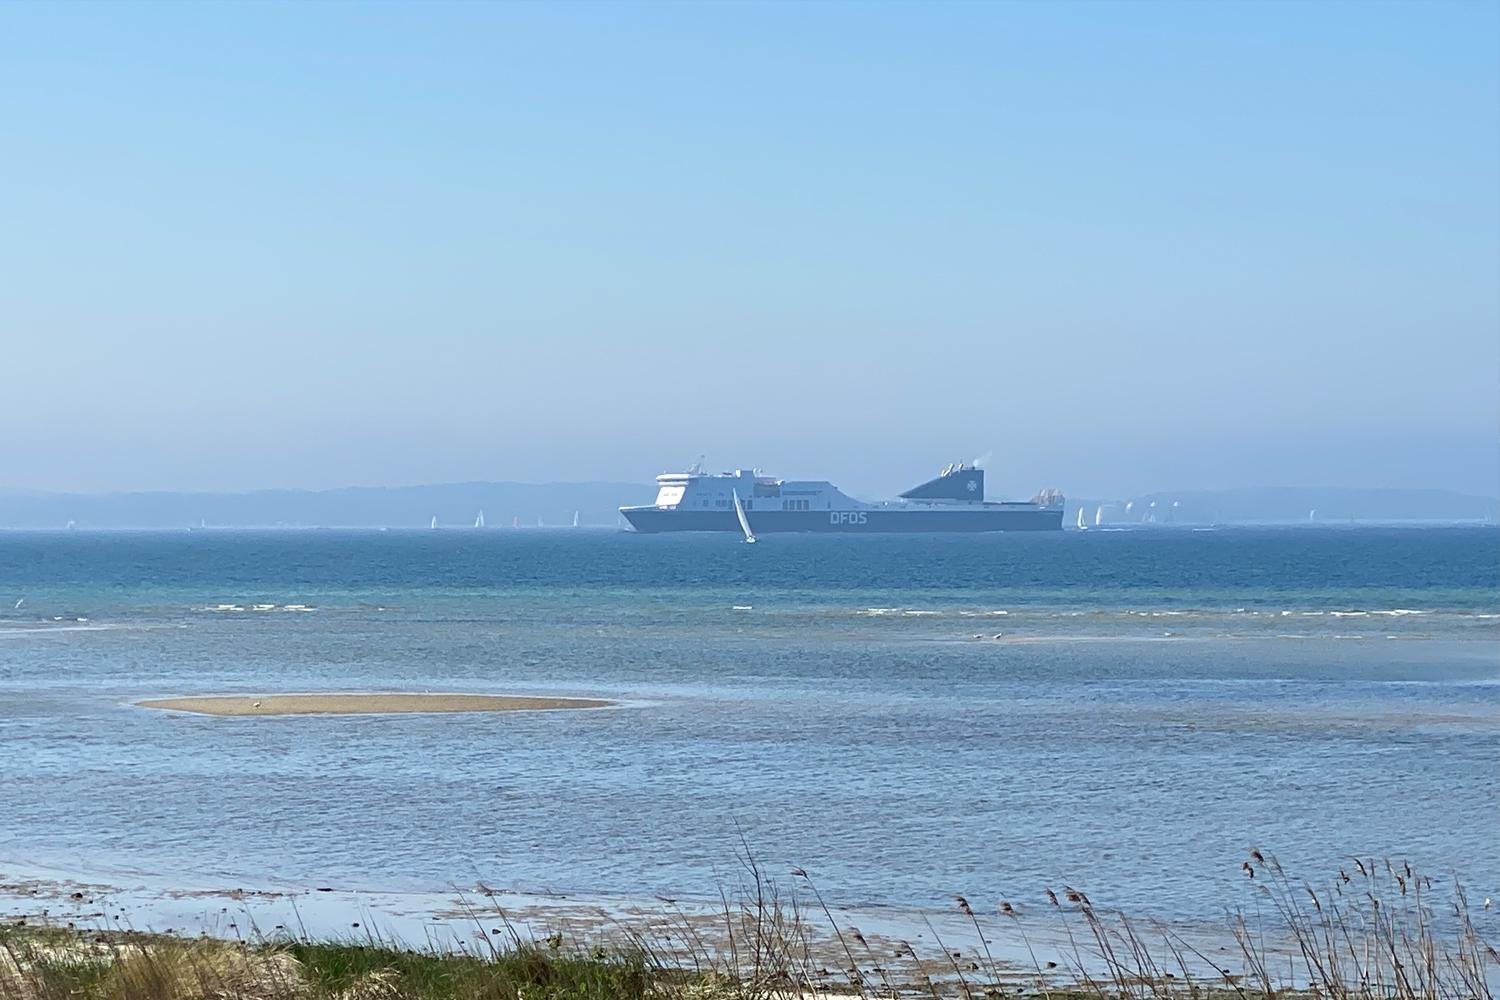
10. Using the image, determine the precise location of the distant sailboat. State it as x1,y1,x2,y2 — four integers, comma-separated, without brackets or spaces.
1075,507,1088,531
537,516,544,528
572,510,580,528
430,515,438,530
512,516,520,528
474,510,485,529
1094,505,1104,526
1308,508,1318,522
732,490,757,544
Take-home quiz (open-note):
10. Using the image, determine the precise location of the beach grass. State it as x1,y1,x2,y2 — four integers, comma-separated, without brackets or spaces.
2,855,1492,1000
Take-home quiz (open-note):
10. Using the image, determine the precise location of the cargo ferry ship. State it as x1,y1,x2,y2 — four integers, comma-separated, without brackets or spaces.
620,462,1063,534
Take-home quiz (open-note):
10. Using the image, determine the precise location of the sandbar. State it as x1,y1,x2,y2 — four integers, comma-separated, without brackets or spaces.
136,693,613,717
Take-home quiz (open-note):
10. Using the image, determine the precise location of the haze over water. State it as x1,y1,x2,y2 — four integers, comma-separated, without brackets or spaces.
3,527,1496,928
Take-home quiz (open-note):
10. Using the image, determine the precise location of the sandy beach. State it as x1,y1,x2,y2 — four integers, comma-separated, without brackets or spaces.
136,693,613,716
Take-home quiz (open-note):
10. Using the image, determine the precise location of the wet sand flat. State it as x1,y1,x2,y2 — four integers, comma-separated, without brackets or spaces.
137,693,613,716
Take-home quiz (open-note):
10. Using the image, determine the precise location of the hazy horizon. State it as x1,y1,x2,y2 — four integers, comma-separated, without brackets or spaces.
4,463,1498,507
3,1,1497,499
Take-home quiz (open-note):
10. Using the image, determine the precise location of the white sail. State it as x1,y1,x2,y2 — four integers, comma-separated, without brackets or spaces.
475,510,485,529
732,490,756,543
1094,505,1104,526
1075,507,1087,530
572,510,580,528
430,515,438,530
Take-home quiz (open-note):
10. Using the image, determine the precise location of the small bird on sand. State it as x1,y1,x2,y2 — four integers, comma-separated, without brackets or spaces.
252,701,262,709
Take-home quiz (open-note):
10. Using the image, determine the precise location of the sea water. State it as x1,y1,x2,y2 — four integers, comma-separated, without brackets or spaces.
1,526,1496,925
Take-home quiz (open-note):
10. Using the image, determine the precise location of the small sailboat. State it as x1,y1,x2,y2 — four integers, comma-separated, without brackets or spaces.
572,510,580,528
1075,507,1088,531
1094,506,1104,526
512,516,520,529
430,515,438,530
474,510,485,529
732,490,757,544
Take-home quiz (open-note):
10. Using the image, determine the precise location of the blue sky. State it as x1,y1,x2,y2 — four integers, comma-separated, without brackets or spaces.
2,1,1496,498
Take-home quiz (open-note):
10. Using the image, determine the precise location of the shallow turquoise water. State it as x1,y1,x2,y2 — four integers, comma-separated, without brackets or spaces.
1,526,1496,921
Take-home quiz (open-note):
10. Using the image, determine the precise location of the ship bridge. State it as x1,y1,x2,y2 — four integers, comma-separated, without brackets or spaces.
649,468,859,513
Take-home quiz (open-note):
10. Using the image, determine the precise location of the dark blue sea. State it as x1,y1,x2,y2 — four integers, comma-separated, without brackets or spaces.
2,526,1496,928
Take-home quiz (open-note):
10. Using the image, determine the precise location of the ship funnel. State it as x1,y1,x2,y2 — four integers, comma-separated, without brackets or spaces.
900,464,984,500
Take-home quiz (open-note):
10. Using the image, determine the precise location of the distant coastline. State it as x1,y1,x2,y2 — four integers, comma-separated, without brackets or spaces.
1066,486,1500,528
0,481,1493,530
0,480,656,531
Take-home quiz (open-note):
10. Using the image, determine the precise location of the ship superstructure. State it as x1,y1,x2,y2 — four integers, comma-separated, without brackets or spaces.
619,462,1063,533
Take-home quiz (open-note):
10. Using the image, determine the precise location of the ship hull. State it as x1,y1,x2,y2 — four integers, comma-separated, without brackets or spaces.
620,506,1062,534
